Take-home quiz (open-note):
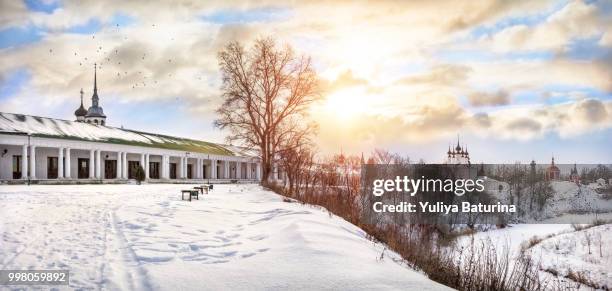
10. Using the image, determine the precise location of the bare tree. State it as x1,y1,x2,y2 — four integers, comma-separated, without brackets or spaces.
215,37,321,183
278,136,315,196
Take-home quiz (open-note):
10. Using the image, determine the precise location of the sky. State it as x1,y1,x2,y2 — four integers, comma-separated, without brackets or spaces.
0,0,610,163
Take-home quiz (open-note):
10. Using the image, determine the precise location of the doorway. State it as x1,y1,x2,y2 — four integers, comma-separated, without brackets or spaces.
47,157,58,179
78,158,89,179
12,155,22,179
149,162,160,179
170,163,177,179
128,161,139,179
105,160,117,179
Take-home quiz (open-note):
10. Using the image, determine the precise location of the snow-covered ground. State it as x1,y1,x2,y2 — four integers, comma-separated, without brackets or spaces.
484,179,612,223
0,184,450,290
458,223,612,289
528,224,612,289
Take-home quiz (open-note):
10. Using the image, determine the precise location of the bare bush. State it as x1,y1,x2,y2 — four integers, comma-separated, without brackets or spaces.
266,150,575,291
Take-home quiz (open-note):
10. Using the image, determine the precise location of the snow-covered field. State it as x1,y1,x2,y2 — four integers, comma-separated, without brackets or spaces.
528,224,612,289
459,223,612,289
0,184,449,290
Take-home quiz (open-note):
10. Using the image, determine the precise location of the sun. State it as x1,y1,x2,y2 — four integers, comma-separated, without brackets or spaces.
322,88,368,121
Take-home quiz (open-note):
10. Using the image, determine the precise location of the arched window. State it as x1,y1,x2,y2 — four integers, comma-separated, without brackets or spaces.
94,120,98,125
101,120,105,126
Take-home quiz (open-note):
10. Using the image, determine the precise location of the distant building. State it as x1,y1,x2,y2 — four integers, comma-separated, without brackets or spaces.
445,136,470,165
545,156,560,181
0,65,264,184
569,163,580,183
75,64,107,125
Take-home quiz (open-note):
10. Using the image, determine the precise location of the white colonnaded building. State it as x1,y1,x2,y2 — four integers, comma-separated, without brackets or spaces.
0,66,264,184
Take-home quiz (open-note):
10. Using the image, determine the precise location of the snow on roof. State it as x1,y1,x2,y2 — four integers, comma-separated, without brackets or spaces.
0,112,257,157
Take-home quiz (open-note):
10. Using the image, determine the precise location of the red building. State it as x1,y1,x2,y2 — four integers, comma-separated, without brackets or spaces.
545,156,560,181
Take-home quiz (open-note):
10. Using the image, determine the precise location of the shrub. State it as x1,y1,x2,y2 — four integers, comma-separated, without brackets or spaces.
135,164,145,184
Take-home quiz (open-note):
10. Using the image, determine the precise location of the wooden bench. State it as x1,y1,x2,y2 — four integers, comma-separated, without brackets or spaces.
181,189,199,201
193,186,208,195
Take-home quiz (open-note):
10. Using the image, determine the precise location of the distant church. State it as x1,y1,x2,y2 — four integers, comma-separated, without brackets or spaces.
74,63,106,125
542,156,580,183
0,64,267,184
445,137,471,165
545,156,560,180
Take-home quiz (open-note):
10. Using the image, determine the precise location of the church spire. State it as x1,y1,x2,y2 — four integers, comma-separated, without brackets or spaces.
74,87,88,120
92,63,99,107
84,63,107,124
455,134,462,152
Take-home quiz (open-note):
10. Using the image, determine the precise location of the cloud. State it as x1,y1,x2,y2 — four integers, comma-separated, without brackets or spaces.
468,59,612,92
472,112,491,128
323,69,369,92
480,98,612,140
0,0,610,153
467,89,510,106
483,0,604,52
0,1,29,28
397,64,471,86
600,29,612,47
505,117,542,134
573,98,608,123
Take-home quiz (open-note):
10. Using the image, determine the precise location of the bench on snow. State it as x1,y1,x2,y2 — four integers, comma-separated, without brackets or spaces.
193,186,209,195
181,189,199,201
198,184,213,193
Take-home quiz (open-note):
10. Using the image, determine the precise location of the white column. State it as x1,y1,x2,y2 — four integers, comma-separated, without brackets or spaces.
117,151,122,179
21,145,27,179
122,152,128,179
65,148,71,179
219,160,224,179
29,145,36,179
256,163,261,180
196,159,201,179
89,149,95,178
211,159,217,179
162,155,168,179
58,147,64,179
165,155,170,179
179,157,184,179
186,158,190,179
185,158,189,179
140,153,145,170
160,155,165,179
246,163,252,179
96,150,101,179
145,154,150,179
236,161,242,179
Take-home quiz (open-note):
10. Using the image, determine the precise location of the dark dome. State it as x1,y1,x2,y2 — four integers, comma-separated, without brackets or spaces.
74,104,87,117
86,106,106,118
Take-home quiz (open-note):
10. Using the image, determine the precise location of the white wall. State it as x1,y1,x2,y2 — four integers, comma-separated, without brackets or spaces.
0,133,261,182
0,145,22,180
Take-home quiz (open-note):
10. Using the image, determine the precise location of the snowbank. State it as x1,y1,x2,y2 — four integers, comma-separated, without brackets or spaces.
0,184,449,290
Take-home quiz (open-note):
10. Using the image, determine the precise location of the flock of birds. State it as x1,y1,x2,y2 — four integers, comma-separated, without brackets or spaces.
46,23,207,97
